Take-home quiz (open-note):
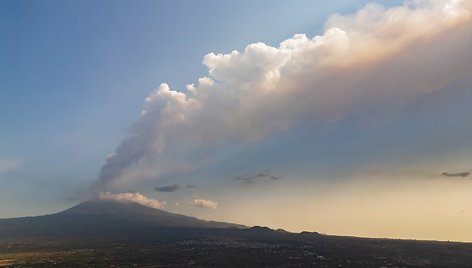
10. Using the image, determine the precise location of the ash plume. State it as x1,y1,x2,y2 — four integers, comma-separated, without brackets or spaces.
93,0,472,192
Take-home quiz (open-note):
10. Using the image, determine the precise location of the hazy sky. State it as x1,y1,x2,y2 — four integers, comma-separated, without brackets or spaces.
1,0,471,242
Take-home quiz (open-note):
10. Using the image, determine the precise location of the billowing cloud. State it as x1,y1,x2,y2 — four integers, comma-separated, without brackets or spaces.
442,172,470,178
189,198,218,209
234,170,282,184
98,191,166,209
94,0,472,191
154,184,180,192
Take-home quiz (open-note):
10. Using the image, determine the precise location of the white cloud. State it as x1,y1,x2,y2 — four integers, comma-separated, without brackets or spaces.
98,191,166,209
95,0,472,191
189,198,218,210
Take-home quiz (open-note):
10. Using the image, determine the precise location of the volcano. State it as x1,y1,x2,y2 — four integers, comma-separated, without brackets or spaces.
0,200,245,238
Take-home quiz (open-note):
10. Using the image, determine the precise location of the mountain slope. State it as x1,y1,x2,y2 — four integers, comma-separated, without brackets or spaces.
60,200,243,228
0,200,245,237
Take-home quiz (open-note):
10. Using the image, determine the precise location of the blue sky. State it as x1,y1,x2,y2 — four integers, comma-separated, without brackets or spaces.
1,0,472,241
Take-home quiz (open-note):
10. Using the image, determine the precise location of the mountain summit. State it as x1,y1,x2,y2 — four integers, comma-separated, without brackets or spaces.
59,199,243,228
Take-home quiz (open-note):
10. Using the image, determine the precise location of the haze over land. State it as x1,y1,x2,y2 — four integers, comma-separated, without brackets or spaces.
1,0,472,242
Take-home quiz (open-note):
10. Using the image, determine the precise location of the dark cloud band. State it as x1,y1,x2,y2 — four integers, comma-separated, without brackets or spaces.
154,184,180,192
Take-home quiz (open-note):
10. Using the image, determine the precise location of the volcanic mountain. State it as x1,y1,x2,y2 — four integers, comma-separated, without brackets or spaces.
0,200,245,238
